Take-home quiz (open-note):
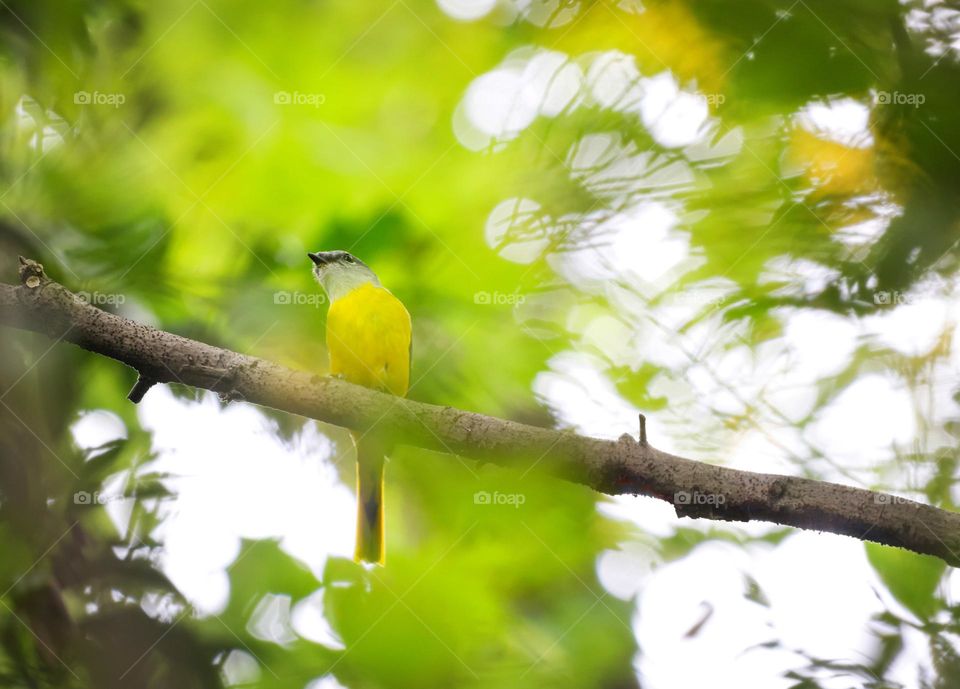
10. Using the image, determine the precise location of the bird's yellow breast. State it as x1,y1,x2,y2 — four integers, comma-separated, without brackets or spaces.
326,283,411,397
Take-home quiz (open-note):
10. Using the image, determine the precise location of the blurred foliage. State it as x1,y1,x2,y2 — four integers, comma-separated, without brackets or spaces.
1,0,960,687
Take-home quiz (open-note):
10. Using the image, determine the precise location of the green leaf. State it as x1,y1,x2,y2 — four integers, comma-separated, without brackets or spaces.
866,542,946,620
223,540,319,626
79,438,127,485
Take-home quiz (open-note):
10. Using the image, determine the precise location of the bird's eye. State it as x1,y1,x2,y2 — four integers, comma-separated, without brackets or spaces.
345,255,355,263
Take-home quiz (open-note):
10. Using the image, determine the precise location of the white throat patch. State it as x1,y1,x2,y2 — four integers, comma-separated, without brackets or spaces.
314,262,381,302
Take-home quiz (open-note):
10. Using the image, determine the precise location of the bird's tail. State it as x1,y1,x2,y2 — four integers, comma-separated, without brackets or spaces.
352,433,385,565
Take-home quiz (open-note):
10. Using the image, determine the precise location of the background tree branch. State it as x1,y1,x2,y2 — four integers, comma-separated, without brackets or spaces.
2,257,958,567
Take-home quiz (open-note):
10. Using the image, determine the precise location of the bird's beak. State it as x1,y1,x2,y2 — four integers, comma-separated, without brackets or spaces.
308,252,332,266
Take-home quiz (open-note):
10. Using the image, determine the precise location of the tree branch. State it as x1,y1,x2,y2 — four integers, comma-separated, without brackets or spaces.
2,257,958,567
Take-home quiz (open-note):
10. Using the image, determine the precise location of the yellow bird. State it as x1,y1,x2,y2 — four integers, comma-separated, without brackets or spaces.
309,250,411,564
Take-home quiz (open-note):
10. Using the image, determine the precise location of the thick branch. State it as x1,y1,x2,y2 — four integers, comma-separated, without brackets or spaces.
2,258,959,567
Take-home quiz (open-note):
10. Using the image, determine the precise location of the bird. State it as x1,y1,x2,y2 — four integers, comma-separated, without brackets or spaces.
309,250,411,564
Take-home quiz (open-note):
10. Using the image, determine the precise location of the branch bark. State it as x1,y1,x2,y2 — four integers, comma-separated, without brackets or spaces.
2,257,959,567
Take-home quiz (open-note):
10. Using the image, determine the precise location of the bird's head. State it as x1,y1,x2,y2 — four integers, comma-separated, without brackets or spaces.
308,250,380,301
